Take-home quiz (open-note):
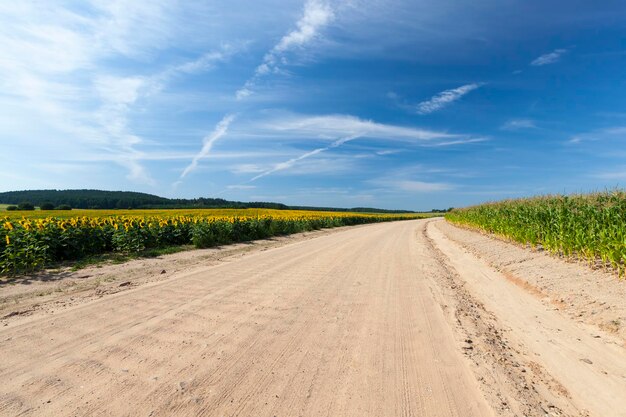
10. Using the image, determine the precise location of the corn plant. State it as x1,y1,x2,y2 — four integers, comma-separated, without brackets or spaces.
445,191,626,276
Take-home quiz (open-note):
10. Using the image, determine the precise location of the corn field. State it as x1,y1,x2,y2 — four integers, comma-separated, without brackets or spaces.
1,208,425,275
445,191,626,276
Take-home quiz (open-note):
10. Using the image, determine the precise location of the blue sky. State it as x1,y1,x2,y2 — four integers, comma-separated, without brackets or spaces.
1,0,626,210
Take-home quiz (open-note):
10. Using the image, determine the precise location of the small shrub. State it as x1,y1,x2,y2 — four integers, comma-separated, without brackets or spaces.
17,202,35,211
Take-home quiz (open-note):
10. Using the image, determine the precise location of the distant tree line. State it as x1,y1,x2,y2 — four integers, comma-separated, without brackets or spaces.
288,206,416,214
0,190,169,210
429,208,454,213
0,189,426,213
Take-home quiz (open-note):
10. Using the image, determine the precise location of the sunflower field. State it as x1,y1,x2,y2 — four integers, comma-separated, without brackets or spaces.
445,191,626,276
1,209,425,275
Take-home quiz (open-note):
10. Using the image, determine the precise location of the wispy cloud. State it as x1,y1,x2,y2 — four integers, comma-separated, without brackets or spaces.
416,83,484,115
567,125,626,144
230,164,267,174
392,180,453,192
501,118,537,130
366,164,456,195
231,113,480,184
376,149,401,155
425,138,487,147
180,114,236,178
366,165,455,194
531,48,567,66
0,1,239,185
90,46,235,184
0,1,184,184
368,177,454,193
568,136,584,144
593,167,626,180
181,1,335,186
262,113,459,141
236,0,334,99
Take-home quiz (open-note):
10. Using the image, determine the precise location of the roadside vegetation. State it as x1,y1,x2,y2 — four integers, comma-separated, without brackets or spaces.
445,191,626,276
1,208,428,275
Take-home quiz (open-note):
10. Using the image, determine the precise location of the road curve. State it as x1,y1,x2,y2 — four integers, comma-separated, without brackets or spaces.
0,220,493,416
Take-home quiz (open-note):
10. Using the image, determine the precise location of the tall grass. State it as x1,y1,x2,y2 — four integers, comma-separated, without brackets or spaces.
445,191,626,276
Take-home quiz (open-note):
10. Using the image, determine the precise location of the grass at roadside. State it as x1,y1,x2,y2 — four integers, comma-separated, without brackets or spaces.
67,245,194,271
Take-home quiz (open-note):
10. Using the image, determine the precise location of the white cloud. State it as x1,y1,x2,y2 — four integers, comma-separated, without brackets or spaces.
175,50,230,74
180,114,236,178
416,83,484,115
531,48,567,66
95,76,146,105
568,136,584,144
0,2,237,186
0,2,177,76
119,156,156,185
235,0,334,99
501,119,537,130
90,0,178,58
154,44,237,90
235,87,253,100
273,0,334,53
93,76,148,175
262,114,458,141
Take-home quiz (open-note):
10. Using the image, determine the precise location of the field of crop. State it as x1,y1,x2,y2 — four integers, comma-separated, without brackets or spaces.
1,208,427,275
445,191,626,275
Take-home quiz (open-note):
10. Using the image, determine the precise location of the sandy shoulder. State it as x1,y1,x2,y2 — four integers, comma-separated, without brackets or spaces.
428,219,626,417
437,220,626,345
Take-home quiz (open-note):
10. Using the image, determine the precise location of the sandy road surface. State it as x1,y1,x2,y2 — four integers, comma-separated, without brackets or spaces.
0,220,492,417
1,219,625,416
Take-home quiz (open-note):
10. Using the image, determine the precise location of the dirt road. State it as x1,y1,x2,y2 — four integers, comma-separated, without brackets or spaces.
1,219,625,416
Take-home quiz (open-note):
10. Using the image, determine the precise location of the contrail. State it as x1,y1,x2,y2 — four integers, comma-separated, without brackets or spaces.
180,114,236,179
250,134,361,182
236,0,334,99
179,1,335,184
